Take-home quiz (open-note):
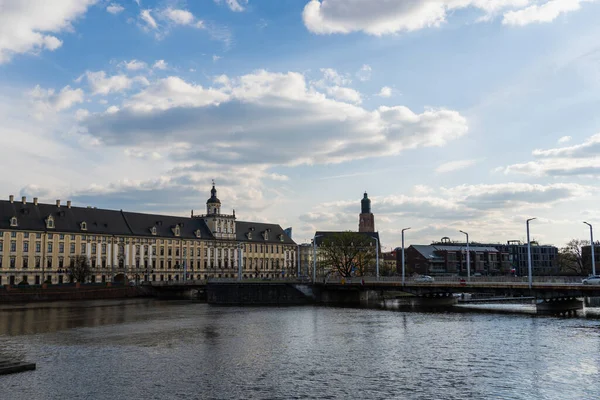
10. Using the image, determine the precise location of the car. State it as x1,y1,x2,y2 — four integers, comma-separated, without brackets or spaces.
414,275,434,283
582,275,600,285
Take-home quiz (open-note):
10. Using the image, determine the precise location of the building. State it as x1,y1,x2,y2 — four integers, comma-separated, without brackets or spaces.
401,237,558,276
298,243,313,277
0,184,296,286
404,242,509,276
582,243,600,274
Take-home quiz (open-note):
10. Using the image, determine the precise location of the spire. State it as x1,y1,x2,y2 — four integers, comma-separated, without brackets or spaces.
207,180,221,205
361,192,371,214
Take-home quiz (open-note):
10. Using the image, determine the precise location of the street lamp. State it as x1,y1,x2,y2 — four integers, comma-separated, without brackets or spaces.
584,222,596,276
401,228,411,286
312,234,323,283
527,218,536,289
371,236,380,281
459,230,470,281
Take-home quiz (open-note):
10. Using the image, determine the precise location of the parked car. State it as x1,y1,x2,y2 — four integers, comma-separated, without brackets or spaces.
582,275,600,285
414,275,434,283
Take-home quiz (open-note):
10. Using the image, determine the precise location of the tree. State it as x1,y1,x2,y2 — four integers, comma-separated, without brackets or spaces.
318,232,377,278
68,255,92,283
559,239,589,275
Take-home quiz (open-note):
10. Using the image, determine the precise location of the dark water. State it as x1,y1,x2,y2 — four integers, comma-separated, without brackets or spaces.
1,300,600,400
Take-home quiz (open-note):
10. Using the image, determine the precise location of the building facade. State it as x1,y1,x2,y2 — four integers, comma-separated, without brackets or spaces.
0,186,296,286
358,192,375,233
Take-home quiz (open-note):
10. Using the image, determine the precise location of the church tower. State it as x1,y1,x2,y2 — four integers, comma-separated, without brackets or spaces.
359,192,375,232
200,181,236,240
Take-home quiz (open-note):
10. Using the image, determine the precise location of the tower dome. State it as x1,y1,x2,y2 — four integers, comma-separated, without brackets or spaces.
206,183,221,205
361,192,371,214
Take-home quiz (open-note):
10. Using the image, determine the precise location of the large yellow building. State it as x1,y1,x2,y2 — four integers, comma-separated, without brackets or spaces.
0,184,296,286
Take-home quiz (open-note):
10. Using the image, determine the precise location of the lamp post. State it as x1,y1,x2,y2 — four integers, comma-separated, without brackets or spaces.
297,244,300,278
371,236,380,281
459,230,470,281
401,228,411,286
237,243,244,281
312,234,323,283
526,218,536,289
584,222,596,276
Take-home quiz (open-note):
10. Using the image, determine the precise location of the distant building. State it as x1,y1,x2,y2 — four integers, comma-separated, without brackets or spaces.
358,192,375,232
497,240,559,276
298,243,313,277
580,243,600,274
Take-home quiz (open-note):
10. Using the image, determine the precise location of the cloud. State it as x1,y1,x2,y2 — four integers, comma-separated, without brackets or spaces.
0,0,96,64
106,3,125,14
325,86,362,104
140,9,158,30
558,135,572,144
80,70,149,95
153,60,168,70
215,0,248,12
502,0,593,26
30,85,84,112
162,8,196,25
80,70,468,167
122,59,147,70
213,55,222,62
377,86,393,97
319,68,352,86
302,0,595,35
356,64,372,81
435,159,479,173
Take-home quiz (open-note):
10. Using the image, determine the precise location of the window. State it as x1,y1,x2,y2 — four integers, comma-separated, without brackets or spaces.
102,244,106,254
48,243,53,253
160,247,164,256
81,221,87,231
0,242,3,252
59,243,64,253
81,244,86,253
176,249,180,257
23,257,28,269
36,233,41,239
47,258,52,269
10,257,15,269
11,231,16,238
36,242,40,252
35,258,40,269
23,242,28,252
10,217,17,227
10,241,16,252
70,235,75,240
70,243,75,253
59,234,65,240
92,243,97,254
168,248,172,257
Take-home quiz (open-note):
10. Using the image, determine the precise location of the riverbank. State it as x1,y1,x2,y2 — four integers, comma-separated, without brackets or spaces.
0,283,151,303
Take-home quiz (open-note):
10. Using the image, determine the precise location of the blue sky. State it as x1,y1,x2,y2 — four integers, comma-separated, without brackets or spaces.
2,0,600,249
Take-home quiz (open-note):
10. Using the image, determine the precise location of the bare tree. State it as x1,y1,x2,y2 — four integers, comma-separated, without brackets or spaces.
318,232,377,278
559,239,589,275
68,255,92,283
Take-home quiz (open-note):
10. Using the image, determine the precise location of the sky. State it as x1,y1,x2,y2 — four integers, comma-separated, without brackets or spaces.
1,0,600,250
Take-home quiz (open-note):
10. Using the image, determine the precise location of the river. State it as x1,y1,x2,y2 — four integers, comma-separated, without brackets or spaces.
1,299,599,400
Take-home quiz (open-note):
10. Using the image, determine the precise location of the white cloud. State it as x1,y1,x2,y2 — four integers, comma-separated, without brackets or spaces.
503,0,593,26
140,9,158,30
106,3,125,14
215,0,248,12
325,86,362,104
153,60,168,70
213,55,221,62
0,0,96,64
320,68,351,86
122,59,147,70
302,0,594,35
30,85,84,112
356,64,372,81
81,70,468,167
162,8,195,25
499,133,600,177
435,159,479,173
377,86,393,97
558,135,572,144
81,70,149,95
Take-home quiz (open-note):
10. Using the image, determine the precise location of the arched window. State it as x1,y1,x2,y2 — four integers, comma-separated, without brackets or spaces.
10,216,17,227
80,221,87,231
46,216,55,229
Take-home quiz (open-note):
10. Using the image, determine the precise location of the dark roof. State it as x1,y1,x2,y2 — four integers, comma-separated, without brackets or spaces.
0,199,294,244
236,221,295,245
314,231,380,246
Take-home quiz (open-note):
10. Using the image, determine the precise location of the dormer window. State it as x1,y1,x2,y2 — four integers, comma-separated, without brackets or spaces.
262,231,269,241
46,215,55,229
150,226,157,236
246,231,252,240
80,221,87,231
9,216,17,227
279,234,284,242
173,225,181,237
195,229,201,238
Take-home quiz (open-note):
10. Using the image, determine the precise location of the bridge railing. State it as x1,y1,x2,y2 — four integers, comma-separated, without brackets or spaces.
322,276,584,284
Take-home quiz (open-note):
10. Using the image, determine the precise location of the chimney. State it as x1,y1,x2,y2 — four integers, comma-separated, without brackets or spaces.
56,199,60,207
33,197,38,206
67,200,72,208
21,196,26,204
9,195,13,203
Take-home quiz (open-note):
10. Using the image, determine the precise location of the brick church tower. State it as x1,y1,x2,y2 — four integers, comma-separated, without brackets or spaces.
359,192,375,232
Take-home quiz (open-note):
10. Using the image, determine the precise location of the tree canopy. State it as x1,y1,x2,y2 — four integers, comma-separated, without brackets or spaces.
68,255,92,283
318,232,378,278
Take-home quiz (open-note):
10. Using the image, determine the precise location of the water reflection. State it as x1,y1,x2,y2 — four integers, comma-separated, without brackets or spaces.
0,300,599,400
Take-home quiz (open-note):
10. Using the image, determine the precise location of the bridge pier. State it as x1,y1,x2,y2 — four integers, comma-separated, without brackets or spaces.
536,297,583,316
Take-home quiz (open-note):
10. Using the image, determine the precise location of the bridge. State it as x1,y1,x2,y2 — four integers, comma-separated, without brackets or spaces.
145,277,600,314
